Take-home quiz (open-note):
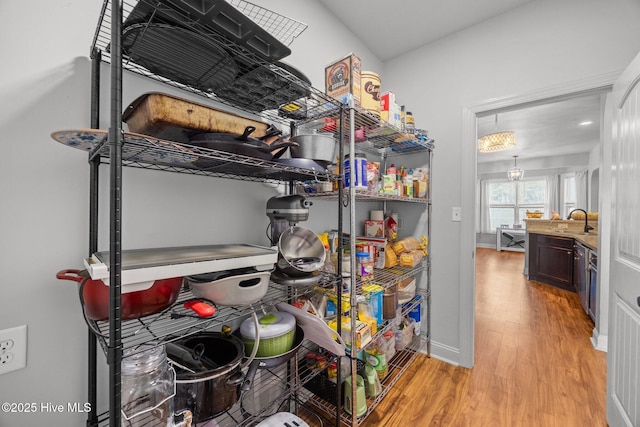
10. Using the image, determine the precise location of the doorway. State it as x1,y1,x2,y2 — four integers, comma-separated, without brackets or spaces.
458,72,617,368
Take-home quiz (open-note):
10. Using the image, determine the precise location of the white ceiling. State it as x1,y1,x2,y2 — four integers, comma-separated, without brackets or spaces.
476,94,603,163
316,0,604,164
317,0,535,62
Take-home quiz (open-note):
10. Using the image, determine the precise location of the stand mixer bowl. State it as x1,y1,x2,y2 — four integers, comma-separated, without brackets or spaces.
276,226,326,277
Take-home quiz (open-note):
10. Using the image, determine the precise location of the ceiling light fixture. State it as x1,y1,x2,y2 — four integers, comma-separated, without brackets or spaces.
579,120,593,126
507,155,524,181
478,114,516,153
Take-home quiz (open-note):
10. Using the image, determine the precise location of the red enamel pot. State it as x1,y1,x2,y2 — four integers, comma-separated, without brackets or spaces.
56,269,182,321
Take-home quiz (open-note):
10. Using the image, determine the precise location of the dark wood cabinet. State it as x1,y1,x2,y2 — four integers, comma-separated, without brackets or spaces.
528,233,574,291
573,242,588,311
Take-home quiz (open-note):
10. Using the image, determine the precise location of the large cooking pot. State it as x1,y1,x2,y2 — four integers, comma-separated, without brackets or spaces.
276,226,326,277
289,132,337,165
172,331,246,423
189,125,297,162
56,269,182,321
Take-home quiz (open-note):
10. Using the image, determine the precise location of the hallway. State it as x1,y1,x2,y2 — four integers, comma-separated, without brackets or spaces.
357,247,608,426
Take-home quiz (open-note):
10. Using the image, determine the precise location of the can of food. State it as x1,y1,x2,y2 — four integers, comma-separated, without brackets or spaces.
344,154,368,189
360,71,381,116
382,284,398,320
406,111,415,133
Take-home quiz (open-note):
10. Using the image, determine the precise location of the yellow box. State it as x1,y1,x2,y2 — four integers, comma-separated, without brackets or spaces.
329,317,372,349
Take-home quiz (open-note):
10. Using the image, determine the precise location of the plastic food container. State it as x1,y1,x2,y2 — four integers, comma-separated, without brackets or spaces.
187,267,270,306
240,311,296,357
397,277,416,304
356,252,374,282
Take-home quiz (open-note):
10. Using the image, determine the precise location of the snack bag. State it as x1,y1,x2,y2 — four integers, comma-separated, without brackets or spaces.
399,249,424,268
384,243,398,268
385,215,398,241
392,235,428,255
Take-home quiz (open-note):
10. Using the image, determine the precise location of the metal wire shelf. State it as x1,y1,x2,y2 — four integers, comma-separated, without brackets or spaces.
87,274,337,357
85,3,433,426
91,0,340,126
94,338,328,426
227,0,308,46
352,292,426,353
300,336,426,426
301,189,431,204
76,130,339,182
90,1,435,148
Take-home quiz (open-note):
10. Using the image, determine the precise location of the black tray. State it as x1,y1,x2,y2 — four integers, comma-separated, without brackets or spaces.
121,23,238,93
124,0,291,63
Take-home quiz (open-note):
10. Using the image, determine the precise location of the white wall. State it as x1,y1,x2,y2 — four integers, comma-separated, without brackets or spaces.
0,1,381,424
382,0,640,365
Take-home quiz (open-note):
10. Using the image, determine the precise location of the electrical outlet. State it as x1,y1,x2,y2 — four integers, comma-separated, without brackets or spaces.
0,339,14,352
0,325,27,375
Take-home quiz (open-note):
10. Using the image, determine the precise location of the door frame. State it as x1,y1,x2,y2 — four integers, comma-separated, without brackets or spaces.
459,71,619,368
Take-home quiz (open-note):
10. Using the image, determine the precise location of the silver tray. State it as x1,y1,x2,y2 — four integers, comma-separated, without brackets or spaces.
85,244,277,291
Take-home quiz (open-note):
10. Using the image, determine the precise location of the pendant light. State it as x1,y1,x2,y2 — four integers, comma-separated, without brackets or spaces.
507,155,524,181
478,114,516,153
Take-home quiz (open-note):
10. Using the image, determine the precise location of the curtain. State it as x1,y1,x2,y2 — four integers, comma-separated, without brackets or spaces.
479,179,492,233
575,170,588,209
545,175,559,216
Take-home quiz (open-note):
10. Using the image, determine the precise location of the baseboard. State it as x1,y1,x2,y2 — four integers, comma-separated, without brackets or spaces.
424,340,461,366
591,328,608,352
476,243,495,250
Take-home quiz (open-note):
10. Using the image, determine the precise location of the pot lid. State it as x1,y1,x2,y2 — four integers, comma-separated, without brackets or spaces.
240,311,295,339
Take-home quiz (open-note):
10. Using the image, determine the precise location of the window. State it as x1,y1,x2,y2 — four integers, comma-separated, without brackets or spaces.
487,179,546,230
562,175,576,217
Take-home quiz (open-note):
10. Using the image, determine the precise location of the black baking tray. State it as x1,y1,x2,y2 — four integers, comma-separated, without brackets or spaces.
124,0,291,63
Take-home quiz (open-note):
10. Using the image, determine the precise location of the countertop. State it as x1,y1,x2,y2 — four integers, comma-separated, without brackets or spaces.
523,219,598,251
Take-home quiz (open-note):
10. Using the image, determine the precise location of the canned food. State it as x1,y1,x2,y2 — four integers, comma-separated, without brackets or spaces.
344,155,367,189
356,252,374,282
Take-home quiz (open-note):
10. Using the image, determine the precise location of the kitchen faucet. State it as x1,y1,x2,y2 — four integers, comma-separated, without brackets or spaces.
567,208,594,233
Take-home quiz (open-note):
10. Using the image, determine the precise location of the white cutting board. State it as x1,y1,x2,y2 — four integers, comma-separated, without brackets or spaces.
276,303,346,356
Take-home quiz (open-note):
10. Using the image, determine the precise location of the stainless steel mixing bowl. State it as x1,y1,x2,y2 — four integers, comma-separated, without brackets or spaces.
277,226,326,277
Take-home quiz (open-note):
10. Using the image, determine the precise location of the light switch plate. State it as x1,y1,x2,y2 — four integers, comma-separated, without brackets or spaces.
452,207,462,222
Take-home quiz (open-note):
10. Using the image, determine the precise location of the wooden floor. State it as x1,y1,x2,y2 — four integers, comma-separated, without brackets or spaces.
302,248,608,426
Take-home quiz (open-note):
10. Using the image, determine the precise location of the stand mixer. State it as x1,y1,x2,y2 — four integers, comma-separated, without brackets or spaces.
266,195,324,286
266,195,312,246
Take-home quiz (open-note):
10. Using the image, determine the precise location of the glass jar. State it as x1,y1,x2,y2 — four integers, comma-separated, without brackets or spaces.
405,111,415,134
306,352,317,370
121,345,175,426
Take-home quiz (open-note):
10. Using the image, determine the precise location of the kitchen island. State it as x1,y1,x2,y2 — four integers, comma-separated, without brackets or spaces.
524,219,598,320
